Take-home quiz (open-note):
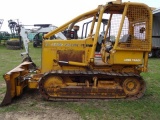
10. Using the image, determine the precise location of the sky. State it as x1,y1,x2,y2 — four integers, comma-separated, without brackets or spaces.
0,0,159,32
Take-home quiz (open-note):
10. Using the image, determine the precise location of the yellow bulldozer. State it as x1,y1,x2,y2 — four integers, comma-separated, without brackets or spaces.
1,0,153,106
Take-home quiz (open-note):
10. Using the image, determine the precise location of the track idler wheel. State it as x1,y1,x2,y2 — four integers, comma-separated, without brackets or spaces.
123,77,146,99
39,74,66,100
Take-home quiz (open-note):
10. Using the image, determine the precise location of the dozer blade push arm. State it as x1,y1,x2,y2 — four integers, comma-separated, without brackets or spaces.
1,62,32,106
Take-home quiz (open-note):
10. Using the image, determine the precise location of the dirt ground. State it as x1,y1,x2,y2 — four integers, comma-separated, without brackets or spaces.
0,109,82,120
0,89,82,120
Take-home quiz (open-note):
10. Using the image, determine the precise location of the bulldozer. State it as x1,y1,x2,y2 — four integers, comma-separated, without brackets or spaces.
1,0,153,106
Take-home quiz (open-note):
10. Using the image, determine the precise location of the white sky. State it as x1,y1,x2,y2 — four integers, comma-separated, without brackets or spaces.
0,0,159,32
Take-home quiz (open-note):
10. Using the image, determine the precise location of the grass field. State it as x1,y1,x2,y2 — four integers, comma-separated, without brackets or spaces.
0,43,160,120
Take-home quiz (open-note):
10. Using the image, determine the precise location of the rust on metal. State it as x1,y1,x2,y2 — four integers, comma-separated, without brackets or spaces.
0,61,32,106
58,50,84,62
39,70,146,101
0,79,12,106
5,61,32,75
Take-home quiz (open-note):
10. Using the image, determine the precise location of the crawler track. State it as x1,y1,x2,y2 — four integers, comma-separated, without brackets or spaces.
39,70,146,101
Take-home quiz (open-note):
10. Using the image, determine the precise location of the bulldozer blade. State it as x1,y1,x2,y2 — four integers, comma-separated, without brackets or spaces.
0,79,12,106
0,61,32,106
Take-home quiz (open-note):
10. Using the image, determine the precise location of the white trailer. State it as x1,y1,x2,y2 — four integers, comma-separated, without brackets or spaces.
149,8,160,57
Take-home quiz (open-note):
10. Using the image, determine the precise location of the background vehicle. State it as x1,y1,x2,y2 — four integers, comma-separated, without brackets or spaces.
5,19,23,50
0,31,10,42
0,19,10,44
149,8,160,58
1,0,152,106
32,24,66,47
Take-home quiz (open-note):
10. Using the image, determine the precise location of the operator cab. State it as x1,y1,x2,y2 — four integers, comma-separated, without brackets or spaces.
42,2,151,69
62,18,109,58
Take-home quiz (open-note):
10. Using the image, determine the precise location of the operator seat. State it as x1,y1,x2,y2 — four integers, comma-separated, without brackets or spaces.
120,34,131,43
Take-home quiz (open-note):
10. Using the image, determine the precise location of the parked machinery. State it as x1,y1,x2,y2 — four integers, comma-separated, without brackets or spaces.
149,8,160,58
0,31,10,41
0,19,10,44
0,19,21,48
32,24,66,47
1,1,152,106
5,19,23,50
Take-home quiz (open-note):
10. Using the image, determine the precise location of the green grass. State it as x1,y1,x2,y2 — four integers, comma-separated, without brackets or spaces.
0,43,160,120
